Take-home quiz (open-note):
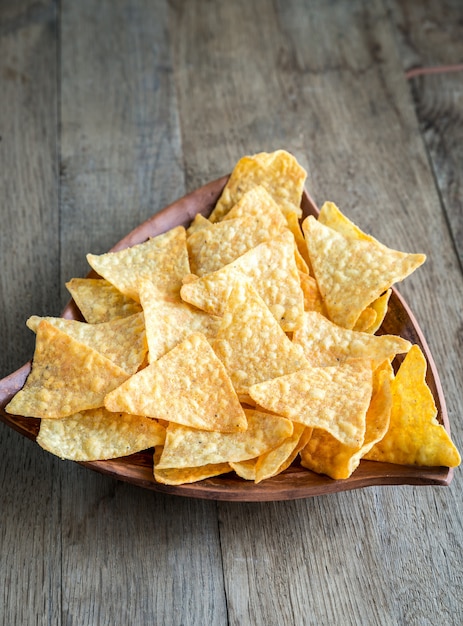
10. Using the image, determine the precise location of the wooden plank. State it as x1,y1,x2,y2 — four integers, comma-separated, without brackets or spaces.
59,2,227,624
170,0,463,623
0,2,61,625
60,0,186,290
388,0,463,266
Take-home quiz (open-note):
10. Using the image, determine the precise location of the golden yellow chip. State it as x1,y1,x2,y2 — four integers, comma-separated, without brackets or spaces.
6,321,130,419
229,458,258,481
249,360,372,447
318,201,376,242
223,185,287,229
298,271,327,315
66,278,142,323
352,307,377,333
37,408,166,461
188,214,284,277
300,361,393,479
105,332,247,432
213,281,308,397
181,231,304,331
153,447,231,485
302,216,426,329
186,213,211,237
364,346,461,467
209,150,306,222
156,409,293,469
292,310,411,368
255,424,312,483
27,313,147,374
139,280,220,362
87,226,190,303
361,289,392,334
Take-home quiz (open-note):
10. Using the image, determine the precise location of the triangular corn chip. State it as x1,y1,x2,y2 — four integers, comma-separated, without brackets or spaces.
364,346,461,467
299,271,327,315
86,226,189,302
358,289,392,334
209,150,306,222
300,361,393,479
156,409,293,469
105,332,247,432
186,213,211,237
318,201,376,242
302,216,426,328
181,231,304,331
292,311,411,368
255,424,312,483
223,185,288,230
65,277,142,323
37,408,166,461
6,321,130,418
139,281,221,362
249,360,373,447
153,447,231,485
188,214,284,277
229,458,258,481
26,313,147,374
213,282,308,397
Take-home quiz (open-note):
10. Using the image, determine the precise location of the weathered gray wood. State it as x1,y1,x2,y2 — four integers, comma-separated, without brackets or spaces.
59,2,227,624
170,0,463,623
0,0,60,376
60,0,186,293
388,0,463,267
0,2,61,625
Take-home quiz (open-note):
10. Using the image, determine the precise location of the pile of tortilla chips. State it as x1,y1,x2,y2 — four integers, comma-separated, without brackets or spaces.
6,149,460,485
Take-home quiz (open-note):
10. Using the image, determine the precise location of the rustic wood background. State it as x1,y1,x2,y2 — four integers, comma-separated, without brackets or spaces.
1,1,462,624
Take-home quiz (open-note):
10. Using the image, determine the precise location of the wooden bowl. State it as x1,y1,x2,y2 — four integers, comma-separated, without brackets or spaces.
0,177,454,501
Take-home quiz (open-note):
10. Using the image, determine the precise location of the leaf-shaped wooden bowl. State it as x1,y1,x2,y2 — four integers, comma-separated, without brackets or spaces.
0,176,454,501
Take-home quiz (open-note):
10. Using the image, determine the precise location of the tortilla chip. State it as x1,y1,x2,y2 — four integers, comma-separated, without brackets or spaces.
156,409,293,468
209,150,306,222
66,277,142,323
302,216,426,328
229,458,258,481
6,321,130,418
188,214,283,277
360,289,392,334
249,360,373,447
139,280,221,362
318,201,376,242
298,271,327,315
223,185,287,229
105,332,247,432
153,447,231,485
213,281,308,397
86,226,189,303
27,313,147,374
255,424,312,483
292,310,411,368
364,346,461,467
186,213,211,237
37,408,166,461
181,231,304,331
300,361,393,479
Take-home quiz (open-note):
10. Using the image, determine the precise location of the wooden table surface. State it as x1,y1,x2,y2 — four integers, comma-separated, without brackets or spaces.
1,1,462,624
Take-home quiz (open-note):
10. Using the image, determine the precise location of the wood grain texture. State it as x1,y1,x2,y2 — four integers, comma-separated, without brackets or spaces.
0,0,60,377
389,0,463,268
60,0,186,288
0,2,61,625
